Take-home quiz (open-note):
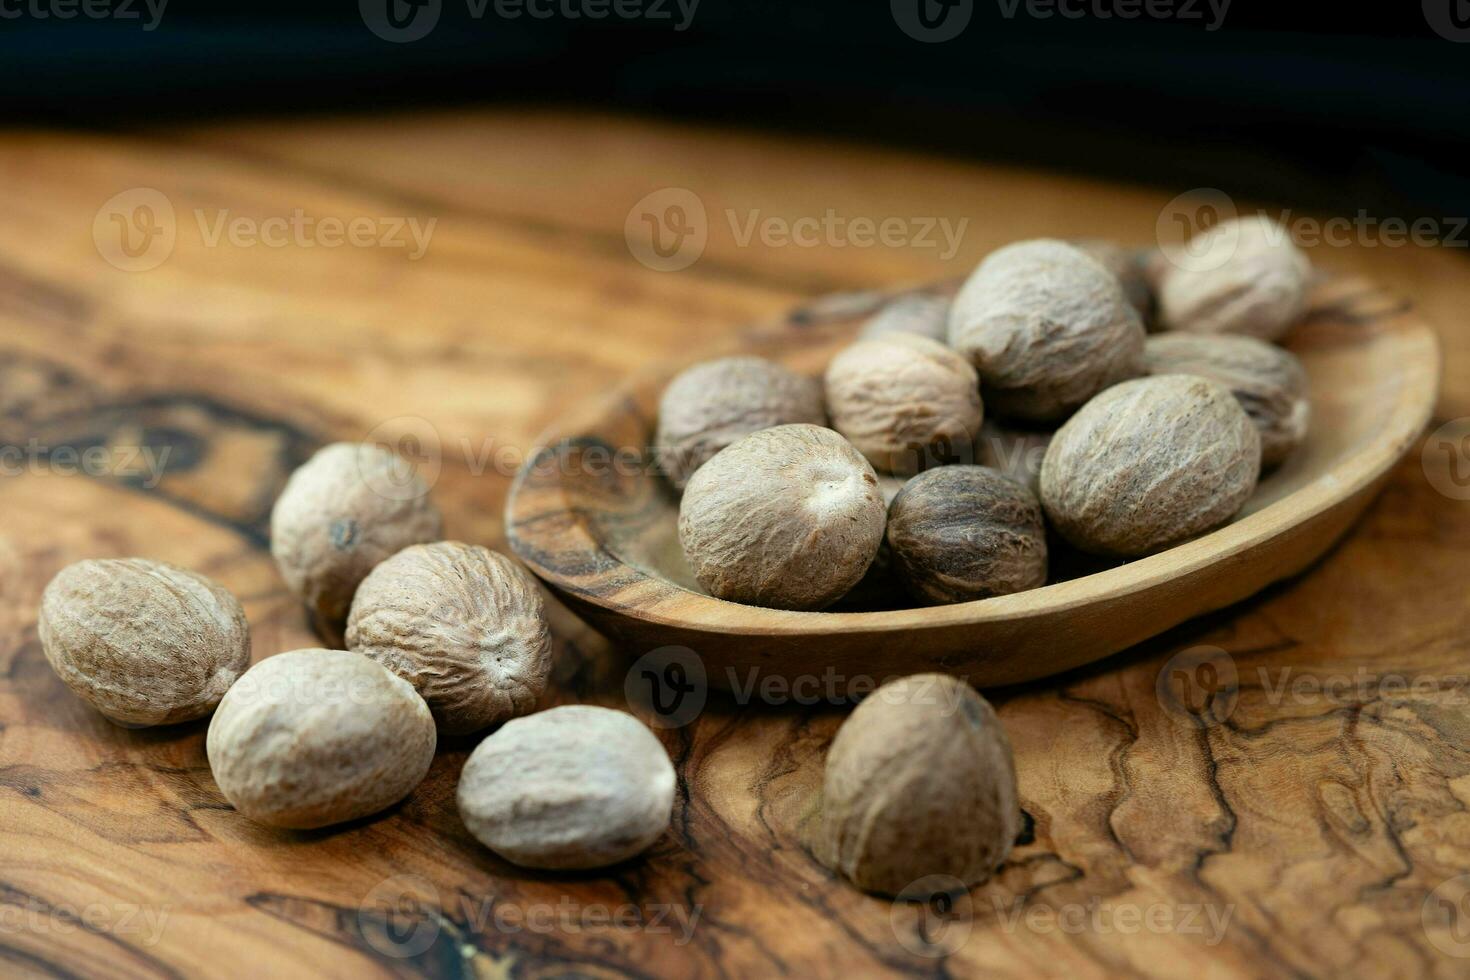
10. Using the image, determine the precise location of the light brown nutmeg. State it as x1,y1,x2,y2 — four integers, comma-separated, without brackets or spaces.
457,705,675,869
1144,333,1309,468
857,293,951,343
816,674,1020,897
38,558,251,727
1040,374,1262,557
207,649,436,829
346,542,552,735
949,239,1146,422
655,356,826,490
976,417,1053,496
1072,239,1154,322
271,442,442,627
824,333,983,475
887,466,1047,605
678,423,886,610
1157,215,1312,341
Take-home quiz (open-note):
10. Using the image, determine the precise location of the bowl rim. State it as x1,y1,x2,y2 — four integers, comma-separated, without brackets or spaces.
507,278,1441,638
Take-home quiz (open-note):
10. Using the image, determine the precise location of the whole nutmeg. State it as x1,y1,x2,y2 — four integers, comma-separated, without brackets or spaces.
678,424,886,610
655,356,826,490
976,417,1052,495
457,705,675,869
271,442,442,627
38,558,250,727
949,239,1146,422
207,649,436,829
346,541,552,735
824,333,983,475
857,294,951,343
1040,375,1262,557
816,674,1020,897
1158,216,1312,341
887,466,1047,605
1144,333,1309,468
1072,239,1154,322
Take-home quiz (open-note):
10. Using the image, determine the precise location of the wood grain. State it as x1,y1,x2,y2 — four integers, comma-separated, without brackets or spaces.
1,109,1469,979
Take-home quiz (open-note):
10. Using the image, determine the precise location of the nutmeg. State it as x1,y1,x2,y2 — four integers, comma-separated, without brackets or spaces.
1144,333,1309,468
857,294,951,344
975,417,1052,496
1040,374,1261,557
346,542,552,735
270,443,442,627
816,674,1020,897
949,239,1146,422
655,356,826,490
887,466,1047,605
1072,239,1153,322
824,333,983,475
1157,215,1312,341
678,424,885,610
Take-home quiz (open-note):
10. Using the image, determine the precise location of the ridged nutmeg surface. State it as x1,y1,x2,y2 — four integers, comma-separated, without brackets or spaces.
816,674,1020,897
1072,238,1154,322
948,239,1145,422
1040,374,1262,557
346,542,552,735
655,356,826,490
887,466,1047,605
857,294,951,343
38,558,250,727
206,649,436,829
1144,333,1309,468
457,705,675,869
270,442,442,627
677,424,886,610
1157,216,1312,341
824,333,983,475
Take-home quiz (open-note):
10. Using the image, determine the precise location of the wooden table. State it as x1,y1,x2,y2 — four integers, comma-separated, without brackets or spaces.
2,109,1468,979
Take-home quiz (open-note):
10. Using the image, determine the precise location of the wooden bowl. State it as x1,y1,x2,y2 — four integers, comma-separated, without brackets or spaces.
507,277,1439,692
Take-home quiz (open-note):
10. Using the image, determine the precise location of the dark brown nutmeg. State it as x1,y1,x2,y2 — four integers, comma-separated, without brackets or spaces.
887,466,1047,605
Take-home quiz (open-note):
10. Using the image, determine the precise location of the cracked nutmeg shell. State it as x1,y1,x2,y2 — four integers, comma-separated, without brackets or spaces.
824,332,983,475
1144,332,1309,469
948,239,1146,423
206,649,436,829
457,705,675,869
1157,215,1312,341
887,466,1047,605
270,442,442,628
346,541,552,735
655,356,826,490
1040,374,1262,557
816,674,1020,897
677,423,886,610
38,558,251,727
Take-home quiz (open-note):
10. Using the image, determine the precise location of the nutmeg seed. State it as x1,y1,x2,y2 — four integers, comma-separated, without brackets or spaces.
857,293,951,344
816,674,1020,897
346,541,552,735
1157,215,1312,341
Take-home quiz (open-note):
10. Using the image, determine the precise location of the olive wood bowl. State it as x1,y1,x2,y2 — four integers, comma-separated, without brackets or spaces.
507,277,1439,692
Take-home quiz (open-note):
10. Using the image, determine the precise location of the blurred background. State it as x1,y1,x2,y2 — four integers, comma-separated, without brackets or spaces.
4,2,1468,219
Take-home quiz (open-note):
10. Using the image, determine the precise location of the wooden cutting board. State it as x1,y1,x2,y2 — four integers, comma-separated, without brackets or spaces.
2,109,1469,979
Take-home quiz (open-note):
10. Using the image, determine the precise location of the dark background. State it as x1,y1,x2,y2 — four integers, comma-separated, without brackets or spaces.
3,1,1468,220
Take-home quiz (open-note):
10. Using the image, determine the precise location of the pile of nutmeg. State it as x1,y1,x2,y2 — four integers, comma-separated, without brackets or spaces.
662,217,1312,611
